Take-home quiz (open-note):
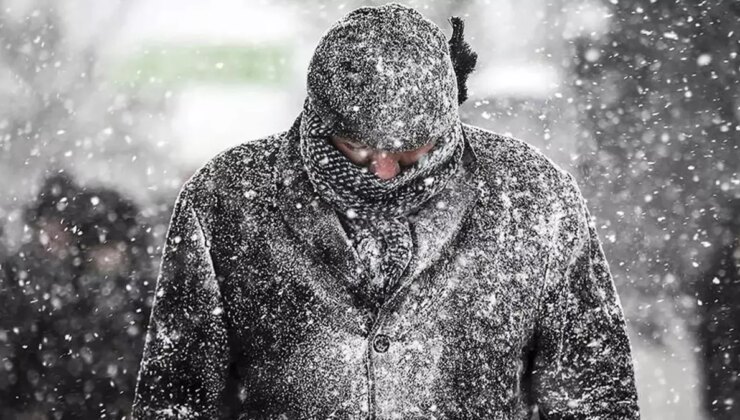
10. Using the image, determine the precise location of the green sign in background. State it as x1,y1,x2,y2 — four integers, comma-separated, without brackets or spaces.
116,44,291,85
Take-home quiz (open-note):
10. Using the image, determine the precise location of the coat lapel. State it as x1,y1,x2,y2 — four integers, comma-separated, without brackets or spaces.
274,119,365,302
383,133,480,308
405,162,479,281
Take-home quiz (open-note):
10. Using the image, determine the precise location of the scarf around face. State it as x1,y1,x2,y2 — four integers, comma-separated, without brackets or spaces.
299,100,465,310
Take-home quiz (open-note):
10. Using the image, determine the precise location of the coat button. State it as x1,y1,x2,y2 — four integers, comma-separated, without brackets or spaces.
373,334,391,353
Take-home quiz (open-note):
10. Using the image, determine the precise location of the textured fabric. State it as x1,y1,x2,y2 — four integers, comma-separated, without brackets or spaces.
340,216,412,311
299,102,464,221
306,3,458,152
131,122,641,419
301,3,466,308
299,101,464,306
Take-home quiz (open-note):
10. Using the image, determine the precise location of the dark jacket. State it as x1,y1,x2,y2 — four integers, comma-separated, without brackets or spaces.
132,117,640,419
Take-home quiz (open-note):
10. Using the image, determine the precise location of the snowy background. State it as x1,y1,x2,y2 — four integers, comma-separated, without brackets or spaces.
0,0,738,419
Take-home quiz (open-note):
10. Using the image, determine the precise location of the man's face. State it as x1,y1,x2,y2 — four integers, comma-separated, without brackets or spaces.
331,135,436,180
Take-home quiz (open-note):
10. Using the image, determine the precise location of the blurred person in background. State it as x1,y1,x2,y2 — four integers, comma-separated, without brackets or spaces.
0,172,155,419
133,4,639,419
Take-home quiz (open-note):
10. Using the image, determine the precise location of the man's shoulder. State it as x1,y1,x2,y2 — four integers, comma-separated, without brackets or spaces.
463,124,584,214
180,131,289,212
463,124,572,183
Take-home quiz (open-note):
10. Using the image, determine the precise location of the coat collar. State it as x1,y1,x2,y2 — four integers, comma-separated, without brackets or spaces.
273,114,481,309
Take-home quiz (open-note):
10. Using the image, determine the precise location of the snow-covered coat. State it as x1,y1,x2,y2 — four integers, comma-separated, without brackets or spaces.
131,116,640,419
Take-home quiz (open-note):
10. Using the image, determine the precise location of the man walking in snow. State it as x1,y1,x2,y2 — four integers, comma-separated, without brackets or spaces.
133,4,640,419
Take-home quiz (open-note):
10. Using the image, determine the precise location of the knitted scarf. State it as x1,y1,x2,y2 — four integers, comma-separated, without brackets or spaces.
299,101,464,309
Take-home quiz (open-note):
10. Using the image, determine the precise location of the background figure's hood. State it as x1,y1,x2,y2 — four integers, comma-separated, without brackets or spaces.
305,3,459,152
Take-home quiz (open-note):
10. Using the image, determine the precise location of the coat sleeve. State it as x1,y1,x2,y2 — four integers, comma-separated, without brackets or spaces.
531,176,640,419
132,185,229,419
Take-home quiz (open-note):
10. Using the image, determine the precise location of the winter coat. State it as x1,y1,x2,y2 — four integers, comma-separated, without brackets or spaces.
131,117,640,419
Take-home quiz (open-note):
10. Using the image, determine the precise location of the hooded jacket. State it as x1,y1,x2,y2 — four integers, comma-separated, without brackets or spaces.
132,4,639,419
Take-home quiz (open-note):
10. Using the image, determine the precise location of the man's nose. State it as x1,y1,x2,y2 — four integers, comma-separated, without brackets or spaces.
370,152,400,180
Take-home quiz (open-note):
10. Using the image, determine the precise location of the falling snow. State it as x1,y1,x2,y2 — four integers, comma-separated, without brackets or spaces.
0,1,737,420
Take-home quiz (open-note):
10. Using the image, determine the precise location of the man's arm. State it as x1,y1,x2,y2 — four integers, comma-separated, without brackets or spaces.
132,184,229,419
532,175,640,419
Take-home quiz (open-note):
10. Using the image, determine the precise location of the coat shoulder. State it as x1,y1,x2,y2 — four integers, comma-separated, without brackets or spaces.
463,124,585,217
179,131,287,218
